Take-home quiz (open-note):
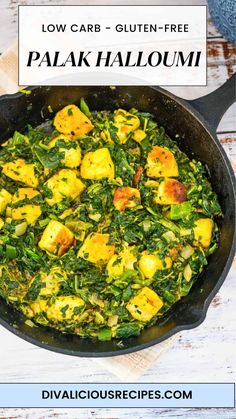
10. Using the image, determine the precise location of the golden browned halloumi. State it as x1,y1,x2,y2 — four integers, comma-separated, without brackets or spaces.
46,295,85,323
147,146,179,178
48,135,81,168
12,188,40,203
106,246,137,277
38,220,74,256
113,187,141,212
193,218,213,248
27,300,48,317
80,148,114,180
78,233,115,265
139,251,172,279
114,109,140,144
0,188,12,213
154,178,186,205
10,188,41,225
2,159,38,187
11,205,42,225
54,104,93,136
126,287,163,321
45,169,85,206
27,268,67,298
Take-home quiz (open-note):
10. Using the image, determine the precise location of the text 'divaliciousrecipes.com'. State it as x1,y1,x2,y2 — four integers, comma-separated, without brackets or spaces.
0,383,234,408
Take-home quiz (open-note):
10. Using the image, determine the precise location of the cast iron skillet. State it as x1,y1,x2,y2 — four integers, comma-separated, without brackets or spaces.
0,76,235,357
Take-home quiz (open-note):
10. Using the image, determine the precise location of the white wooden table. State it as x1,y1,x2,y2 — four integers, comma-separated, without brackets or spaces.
0,1,235,418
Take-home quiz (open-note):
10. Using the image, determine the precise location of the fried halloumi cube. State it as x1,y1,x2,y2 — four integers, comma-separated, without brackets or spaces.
48,135,81,168
80,148,114,180
147,146,179,178
28,299,48,317
38,220,74,256
0,188,12,213
11,205,42,225
45,169,85,206
139,251,172,279
28,268,67,299
12,188,40,203
113,187,141,212
154,178,186,205
78,233,115,265
106,246,137,277
126,286,163,322
54,104,93,137
46,295,85,323
11,188,41,225
114,109,140,144
2,159,38,187
193,218,213,248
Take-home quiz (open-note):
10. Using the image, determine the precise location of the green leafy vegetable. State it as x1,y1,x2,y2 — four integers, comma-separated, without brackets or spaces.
0,104,222,341
170,202,193,220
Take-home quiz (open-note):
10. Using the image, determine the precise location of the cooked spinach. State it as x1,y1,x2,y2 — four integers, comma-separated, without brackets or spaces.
0,102,222,340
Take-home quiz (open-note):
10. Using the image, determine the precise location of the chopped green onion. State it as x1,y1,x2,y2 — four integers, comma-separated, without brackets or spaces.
14,222,27,237
98,328,112,341
162,230,176,242
183,264,192,282
80,98,91,117
157,218,180,234
181,245,194,260
6,245,17,259
163,290,176,304
25,249,42,262
170,202,193,220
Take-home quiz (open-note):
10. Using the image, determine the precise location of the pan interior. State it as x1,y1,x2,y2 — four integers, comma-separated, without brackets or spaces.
0,86,234,356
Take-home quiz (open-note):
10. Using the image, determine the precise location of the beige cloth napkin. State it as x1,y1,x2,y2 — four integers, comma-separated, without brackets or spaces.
95,335,177,381
0,42,178,380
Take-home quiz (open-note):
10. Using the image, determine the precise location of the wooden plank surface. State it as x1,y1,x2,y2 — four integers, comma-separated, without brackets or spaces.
0,1,235,418
0,407,235,419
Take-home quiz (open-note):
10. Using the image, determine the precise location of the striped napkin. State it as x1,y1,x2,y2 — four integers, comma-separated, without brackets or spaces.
0,42,178,380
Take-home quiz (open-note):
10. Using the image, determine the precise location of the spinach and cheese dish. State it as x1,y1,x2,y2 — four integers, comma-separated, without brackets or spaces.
0,101,222,340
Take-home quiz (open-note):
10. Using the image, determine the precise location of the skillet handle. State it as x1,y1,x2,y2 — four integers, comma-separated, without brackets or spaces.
188,73,236,132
